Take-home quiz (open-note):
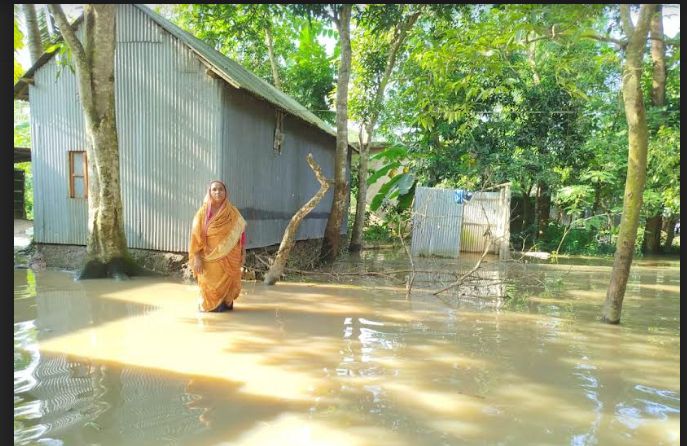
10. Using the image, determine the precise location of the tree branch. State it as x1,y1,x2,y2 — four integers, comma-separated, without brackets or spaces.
619,4,634,37
580,33,627,48
48,4,96,121
47,5,87,70
523,27,627,49
264,153,332,285
432,237,493,296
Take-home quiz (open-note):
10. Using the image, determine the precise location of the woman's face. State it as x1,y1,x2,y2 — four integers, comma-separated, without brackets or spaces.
209,182,227,205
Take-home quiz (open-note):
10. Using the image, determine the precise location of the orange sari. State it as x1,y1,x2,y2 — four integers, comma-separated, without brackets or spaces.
189,200,246,312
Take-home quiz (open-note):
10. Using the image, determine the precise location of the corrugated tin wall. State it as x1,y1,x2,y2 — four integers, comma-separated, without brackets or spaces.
411,187,464,257
30,38,89,245
411,185,511,259
116,5,222,252
221,88,337,248
461,185,511,259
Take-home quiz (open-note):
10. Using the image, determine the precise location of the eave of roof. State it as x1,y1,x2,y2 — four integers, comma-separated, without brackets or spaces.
14,5,340,142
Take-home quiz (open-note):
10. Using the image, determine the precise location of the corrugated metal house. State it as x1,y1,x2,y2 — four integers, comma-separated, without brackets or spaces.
13,4,349,252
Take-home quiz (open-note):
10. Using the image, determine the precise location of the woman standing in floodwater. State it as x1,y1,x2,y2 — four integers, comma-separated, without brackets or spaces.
189,180,246,312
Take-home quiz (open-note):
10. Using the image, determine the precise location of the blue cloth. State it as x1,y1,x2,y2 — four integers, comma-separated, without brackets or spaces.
454,189,473,204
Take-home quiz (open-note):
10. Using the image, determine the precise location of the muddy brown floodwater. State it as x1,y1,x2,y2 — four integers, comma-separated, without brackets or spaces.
14,250,679,446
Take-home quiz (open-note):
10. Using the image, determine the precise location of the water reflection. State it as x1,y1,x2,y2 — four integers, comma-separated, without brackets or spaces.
14,252,680,446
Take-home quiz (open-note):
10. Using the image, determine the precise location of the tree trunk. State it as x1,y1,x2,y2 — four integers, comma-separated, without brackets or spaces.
650,5,666,107
592,183,601,214
642,5,667,255
349,8,421,253
50,4,137,280
264,24,282,91
521,183,533,231
21,4,43,64
602,4,655,324
349,127,368,252
320,4,352,263
265,154,331,285
662,215,677,250
527,31,541,85
535,181,550,239
642,214,663,254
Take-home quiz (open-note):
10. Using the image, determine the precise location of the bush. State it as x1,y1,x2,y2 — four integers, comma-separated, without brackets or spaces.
363,224,394,243
529,221,618,256
15,162,33,220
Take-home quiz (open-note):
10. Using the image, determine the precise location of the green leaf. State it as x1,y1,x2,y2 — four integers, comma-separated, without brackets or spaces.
396,185,416,211
396,173,415,195
367,161,401,185
370,144,408,161
370,174,405,211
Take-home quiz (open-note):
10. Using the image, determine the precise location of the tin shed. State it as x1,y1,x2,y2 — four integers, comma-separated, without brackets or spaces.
411,184,511,259
13,4,349,253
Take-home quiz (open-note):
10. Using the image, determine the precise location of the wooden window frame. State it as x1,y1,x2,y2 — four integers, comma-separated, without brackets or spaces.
68,150,88,199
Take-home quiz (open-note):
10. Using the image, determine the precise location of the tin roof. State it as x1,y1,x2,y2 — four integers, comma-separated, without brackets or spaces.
14,4,337,138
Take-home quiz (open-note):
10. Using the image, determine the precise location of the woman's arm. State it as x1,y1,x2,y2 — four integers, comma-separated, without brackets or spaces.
192,250,203,275
189,208,206,276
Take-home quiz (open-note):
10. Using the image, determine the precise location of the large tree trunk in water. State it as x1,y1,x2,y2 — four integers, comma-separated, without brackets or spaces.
21,4,43,64
265,154,331,284
321,5,352,263
50,5,138,280
642,5,667,255
602,4,655,324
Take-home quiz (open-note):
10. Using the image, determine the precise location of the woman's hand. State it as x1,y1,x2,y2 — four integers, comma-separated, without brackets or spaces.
192,256,203,275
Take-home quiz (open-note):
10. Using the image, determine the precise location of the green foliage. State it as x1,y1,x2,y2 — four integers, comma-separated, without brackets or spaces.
15,162,33,220
366,144,416,213
14,101,31,147
14,101,34,220
362,219,395,244
14,10,24,83
539,221,614,256
369,173,415,212
553,185,595,217
283,20,337,123
169,4,336,123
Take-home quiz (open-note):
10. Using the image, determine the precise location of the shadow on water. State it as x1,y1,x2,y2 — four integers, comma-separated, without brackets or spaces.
14,350,310,446
14,250,680,446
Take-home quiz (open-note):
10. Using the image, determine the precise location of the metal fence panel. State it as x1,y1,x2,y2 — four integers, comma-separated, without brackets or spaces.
411,187,464,257
461,185,511,258
412,185,511,259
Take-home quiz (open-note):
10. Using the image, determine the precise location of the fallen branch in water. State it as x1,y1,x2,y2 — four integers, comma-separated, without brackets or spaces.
264,153,332,285
282,267,444,283
395,212,416,299
432,234,493,296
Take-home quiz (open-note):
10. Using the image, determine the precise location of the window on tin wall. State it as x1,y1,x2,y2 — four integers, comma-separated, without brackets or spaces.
68,150,88,198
